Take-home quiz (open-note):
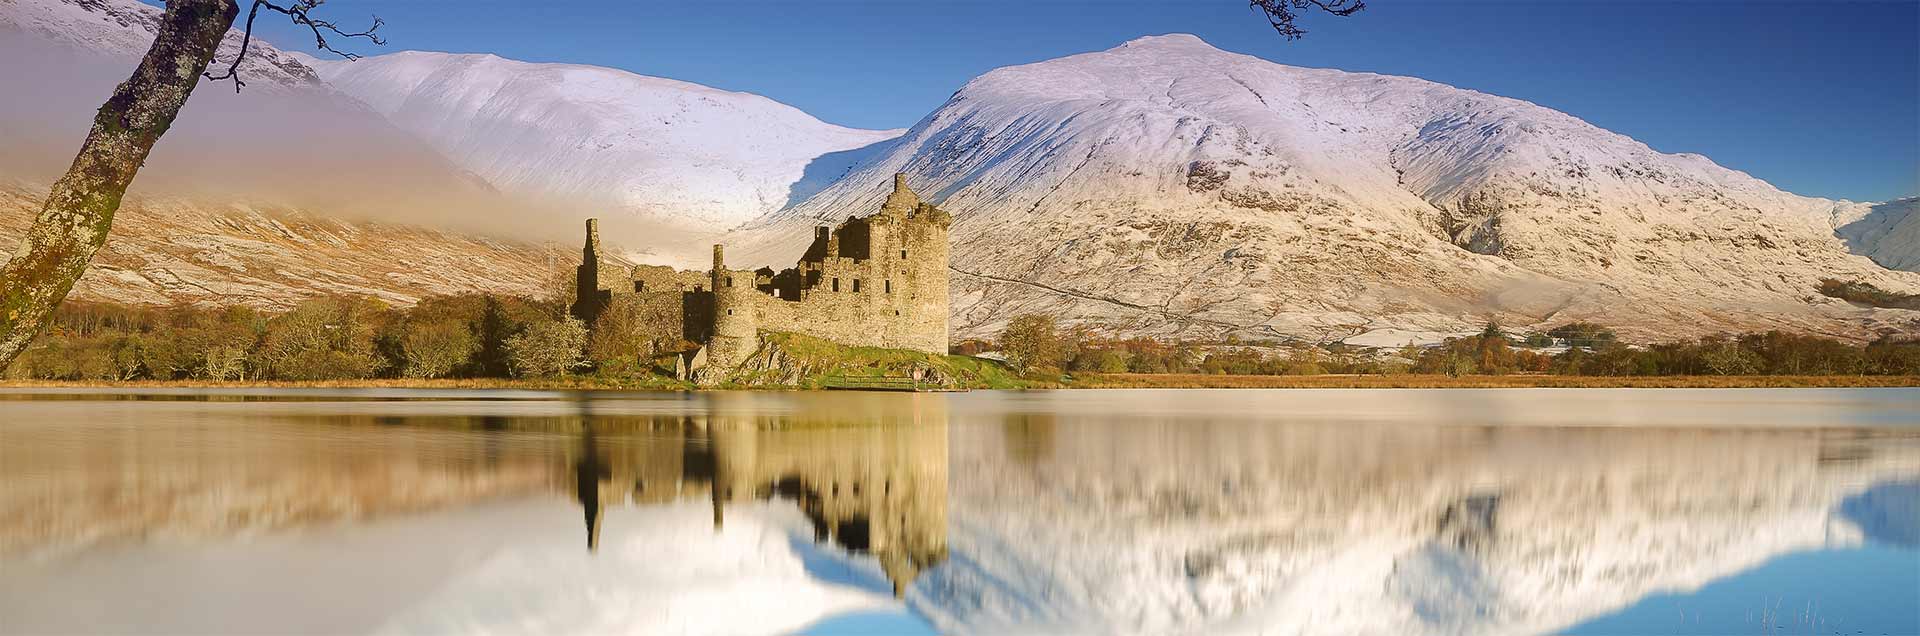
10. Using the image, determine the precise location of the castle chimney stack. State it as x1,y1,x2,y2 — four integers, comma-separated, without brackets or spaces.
584,218,602,259
883,173,920,213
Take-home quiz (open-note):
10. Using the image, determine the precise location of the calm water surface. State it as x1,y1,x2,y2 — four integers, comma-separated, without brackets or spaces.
1,388,1917,635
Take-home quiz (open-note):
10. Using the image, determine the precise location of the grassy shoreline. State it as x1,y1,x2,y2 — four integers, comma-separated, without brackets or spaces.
1,373,1916,391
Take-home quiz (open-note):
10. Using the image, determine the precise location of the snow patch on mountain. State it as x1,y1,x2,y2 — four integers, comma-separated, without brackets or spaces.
309,51,903,241
0,0,322,93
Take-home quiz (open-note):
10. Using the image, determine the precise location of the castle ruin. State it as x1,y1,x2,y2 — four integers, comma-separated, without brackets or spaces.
571,175,952,381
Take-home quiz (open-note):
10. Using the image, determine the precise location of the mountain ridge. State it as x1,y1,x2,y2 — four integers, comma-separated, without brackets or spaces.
732,33,1919,343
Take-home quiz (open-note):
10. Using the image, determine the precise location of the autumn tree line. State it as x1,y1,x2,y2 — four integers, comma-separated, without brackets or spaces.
10,298,1919,382
3,294,618,381
987,315,1920,377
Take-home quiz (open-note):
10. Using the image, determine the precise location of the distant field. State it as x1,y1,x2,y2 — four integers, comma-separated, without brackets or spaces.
3,374,1918,391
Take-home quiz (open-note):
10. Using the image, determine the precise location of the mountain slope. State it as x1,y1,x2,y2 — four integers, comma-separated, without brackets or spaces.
310,51,902,237
737,34,1919,342
1,0,572,308
0,181,570,308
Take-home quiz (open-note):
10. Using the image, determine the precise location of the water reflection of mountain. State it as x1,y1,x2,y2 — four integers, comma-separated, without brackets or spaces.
0,401,561,559
923,412,1920,635
5,389,1918,636
1839,480,1920,547
570,409,950,597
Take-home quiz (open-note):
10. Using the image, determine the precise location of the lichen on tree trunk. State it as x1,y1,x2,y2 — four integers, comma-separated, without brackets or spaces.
0,0,238,370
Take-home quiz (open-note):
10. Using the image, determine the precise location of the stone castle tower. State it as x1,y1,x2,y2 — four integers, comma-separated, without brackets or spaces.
573,175,952,380
569,218,615,325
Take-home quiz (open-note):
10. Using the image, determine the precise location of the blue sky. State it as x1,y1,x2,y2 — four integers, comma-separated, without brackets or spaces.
249,0,1918,202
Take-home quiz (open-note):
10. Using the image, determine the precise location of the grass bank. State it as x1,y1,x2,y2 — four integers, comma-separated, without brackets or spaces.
724,331,1025,390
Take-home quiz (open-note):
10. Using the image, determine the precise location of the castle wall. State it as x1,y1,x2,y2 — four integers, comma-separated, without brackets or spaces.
623,265,712,347
750,174,950,354
575,174,951,377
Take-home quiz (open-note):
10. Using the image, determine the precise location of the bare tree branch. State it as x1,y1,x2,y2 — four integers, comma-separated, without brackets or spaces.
203,0,384,93
1250,0,1365,40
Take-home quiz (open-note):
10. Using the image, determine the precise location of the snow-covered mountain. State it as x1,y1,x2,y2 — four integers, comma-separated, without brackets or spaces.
0,0,321,93
737,34,1920,342
309,51,903,237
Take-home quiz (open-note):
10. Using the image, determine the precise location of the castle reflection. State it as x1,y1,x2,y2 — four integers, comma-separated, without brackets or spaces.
567,396,950,597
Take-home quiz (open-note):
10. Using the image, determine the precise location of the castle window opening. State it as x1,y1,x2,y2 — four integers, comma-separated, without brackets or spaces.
852,279,862,293
832,278,840,292
634,281,644,292
726,276,733,287
901,249,907,259
884,280,892,293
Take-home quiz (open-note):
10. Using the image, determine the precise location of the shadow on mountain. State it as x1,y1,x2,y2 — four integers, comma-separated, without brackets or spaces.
1835,197,1919,272
782,136,901,211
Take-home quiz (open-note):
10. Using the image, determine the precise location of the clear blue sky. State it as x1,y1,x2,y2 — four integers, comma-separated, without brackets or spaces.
247,0,1918,203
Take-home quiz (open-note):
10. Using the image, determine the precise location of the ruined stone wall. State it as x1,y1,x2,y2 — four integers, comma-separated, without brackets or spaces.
751,174,951,354
575,175,952,377
624,264,712,347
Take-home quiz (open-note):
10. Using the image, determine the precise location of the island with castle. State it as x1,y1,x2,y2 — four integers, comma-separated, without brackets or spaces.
570,175,970,387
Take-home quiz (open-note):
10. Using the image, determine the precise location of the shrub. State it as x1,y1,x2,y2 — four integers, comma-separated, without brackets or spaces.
400,319,479,379
252,296,388,380
1818,279,1920,310
1000,315,1066,372
1548,322,1616,350
506,316,588,377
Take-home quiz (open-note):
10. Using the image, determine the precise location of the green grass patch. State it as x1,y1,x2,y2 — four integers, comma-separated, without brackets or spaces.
740,331,1027,390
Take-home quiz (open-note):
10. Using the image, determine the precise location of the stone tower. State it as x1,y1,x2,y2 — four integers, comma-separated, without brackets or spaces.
706,244,758,374
889,174,950,354
570,218,613,325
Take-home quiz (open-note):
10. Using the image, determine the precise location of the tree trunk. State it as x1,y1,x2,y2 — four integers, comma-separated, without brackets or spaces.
0,0,238,370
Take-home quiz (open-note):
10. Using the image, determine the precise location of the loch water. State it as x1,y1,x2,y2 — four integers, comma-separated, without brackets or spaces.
1,388,1916,635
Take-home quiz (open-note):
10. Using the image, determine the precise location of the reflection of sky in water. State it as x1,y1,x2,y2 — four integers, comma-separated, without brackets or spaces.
1566,546,1920,635
0,388,1917,635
